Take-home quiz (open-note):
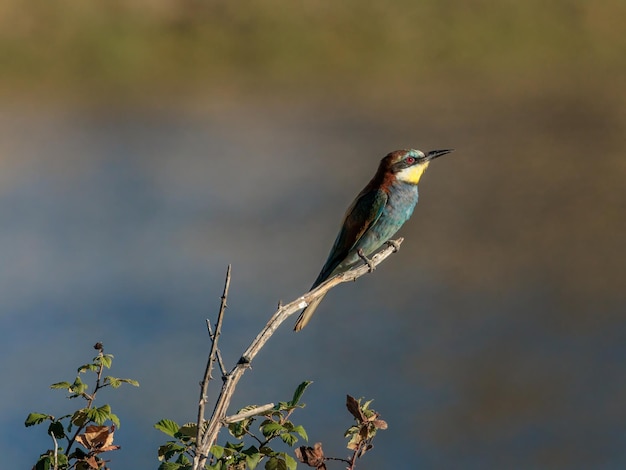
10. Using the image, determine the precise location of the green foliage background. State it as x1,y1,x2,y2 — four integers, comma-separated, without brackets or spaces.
1,1,624,104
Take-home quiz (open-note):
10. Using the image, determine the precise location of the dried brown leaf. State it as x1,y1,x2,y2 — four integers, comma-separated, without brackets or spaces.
84,455,100,469
295,442,326,469
373,419,388,430
76,425,120,454
346,395,365,422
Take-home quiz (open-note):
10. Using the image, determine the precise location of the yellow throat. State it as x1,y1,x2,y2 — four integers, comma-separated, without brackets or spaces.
396,161,430,184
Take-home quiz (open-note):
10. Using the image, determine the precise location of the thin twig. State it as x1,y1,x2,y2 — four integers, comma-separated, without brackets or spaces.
348,444,360,469
206,320,227,377
51,432,59,470
223,403,276,424
245,430,265,446
324,456,351,465
65,350,106,456
195,264,231,457
193,239,403,469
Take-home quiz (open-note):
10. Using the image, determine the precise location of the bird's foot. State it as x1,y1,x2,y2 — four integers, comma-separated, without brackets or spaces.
386,239,401,253
357,248,376,272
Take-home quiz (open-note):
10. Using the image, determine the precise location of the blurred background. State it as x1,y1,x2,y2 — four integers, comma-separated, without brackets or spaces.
1,1,625,468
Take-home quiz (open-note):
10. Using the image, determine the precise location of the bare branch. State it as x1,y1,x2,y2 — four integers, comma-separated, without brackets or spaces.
195,264,231,459
193,239,403,469
223,403,276,424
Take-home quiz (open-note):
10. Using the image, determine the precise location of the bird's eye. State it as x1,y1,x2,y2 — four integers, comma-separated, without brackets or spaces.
405,156,416,164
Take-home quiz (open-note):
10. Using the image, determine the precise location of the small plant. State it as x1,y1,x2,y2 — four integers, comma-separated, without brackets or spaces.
156,384,388,470
25,342,139,470
295,395,387,470
156,381,312,470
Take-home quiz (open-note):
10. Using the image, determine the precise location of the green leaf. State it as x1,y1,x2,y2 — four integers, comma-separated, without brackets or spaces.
292,425,308,441
33,450,69,470
228,417,253,439
158,462,183,470
265,456,285,470
228,404,260,438
225,441,245,452
119,378,140,387
261,422,284,438
158,442,187,461
98,354,114,369
246,452,261,469
289,381,312,406
33,453,53,470
48,421,65,439
155,419,181,437
242,445,261,465
178,423,198,438
264,453,295,470
25,413,53,427
284,453,297,470
71,409,89,427
280,433,297,446
105,376,122,388
50,381,72,390
109,412,120,428
77,363,98,374
56,452,69,468
69,376,88,396
176,452,191,465
86,404,112,425
210,445,225,459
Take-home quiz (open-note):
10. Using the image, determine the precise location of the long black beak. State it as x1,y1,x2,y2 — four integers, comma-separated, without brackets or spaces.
425,149,454,161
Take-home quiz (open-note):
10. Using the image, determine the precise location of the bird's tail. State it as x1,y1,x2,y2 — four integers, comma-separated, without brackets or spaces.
293,293,327,331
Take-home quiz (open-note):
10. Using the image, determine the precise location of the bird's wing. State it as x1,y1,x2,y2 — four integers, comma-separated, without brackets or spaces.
313,188,387,286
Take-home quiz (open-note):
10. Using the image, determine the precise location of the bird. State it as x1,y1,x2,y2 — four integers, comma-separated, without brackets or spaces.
294,148,453,331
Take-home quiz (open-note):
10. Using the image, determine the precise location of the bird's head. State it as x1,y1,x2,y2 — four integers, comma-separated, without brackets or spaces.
382,148,454,185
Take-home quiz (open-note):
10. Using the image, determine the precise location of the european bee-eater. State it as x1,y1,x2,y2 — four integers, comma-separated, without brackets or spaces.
294,148,453,331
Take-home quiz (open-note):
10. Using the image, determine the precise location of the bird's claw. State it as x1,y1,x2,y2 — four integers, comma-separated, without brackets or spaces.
386,239,401,252
357,248,376,272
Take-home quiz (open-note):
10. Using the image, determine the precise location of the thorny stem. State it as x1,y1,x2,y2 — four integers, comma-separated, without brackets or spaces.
195,264,231,458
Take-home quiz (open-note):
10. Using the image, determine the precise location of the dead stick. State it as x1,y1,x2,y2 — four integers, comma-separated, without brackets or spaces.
195,264,231,460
